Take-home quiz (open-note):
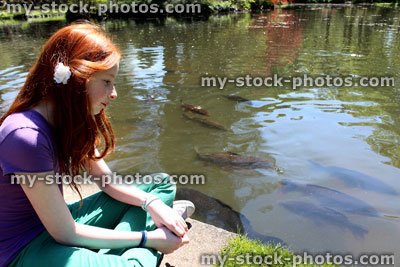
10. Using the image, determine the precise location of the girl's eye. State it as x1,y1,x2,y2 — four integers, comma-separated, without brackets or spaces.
104,80,111,85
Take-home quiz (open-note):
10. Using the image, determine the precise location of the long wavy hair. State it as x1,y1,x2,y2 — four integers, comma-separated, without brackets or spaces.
0,21,121,204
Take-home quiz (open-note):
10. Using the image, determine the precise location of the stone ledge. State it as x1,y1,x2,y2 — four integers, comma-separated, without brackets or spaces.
161,218,236,267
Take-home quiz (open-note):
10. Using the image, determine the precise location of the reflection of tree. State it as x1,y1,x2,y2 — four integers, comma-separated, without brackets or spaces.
291,6,400,168
249,9,305,74
243,6,400,169
366,126,400,168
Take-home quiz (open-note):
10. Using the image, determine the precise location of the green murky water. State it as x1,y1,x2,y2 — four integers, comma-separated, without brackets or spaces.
1,6,400,259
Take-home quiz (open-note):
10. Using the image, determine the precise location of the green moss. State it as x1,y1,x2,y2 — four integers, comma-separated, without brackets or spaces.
374,2,399,6
0,12,14,20
0,10,26,20
217,234,337,267
27,16,66,23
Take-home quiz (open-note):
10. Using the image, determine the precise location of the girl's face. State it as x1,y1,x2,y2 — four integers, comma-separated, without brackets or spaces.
87,64,119,115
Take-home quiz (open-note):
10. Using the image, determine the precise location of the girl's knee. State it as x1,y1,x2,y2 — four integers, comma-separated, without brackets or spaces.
153,173,171,184
153,173,176,190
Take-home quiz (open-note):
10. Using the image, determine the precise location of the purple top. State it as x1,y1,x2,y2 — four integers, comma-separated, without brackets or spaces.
0,109,61,267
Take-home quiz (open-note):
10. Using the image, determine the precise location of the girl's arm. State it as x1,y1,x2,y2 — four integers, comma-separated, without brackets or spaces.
84,153,188,237
18,171,188,253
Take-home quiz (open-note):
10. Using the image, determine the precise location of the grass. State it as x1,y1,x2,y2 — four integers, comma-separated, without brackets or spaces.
217,234,337,267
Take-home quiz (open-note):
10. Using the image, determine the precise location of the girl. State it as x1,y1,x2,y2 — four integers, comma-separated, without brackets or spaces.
0,21,194,267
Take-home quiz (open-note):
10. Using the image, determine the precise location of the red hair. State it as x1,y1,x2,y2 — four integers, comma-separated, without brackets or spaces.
0,21,121,203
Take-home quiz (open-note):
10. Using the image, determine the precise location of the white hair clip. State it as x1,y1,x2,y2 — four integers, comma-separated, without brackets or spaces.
54,62,71,85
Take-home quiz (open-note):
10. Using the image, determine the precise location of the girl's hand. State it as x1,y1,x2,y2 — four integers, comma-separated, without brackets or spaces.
146,227,189,254
146,199,188,237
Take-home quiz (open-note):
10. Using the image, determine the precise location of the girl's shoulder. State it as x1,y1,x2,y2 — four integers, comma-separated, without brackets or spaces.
0,110,56,175
0,109,53,142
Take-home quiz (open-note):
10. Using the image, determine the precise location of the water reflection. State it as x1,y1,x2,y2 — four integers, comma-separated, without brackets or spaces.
250,9,305,75
1,6,400,257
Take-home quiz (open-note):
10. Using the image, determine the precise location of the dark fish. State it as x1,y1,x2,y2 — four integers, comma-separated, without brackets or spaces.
223,94,250,102
309,161,398,196
182,113,227,131
176,186,285,246
195,147,275,169
180,101,210,116
278,179,379,217
280,200,368,239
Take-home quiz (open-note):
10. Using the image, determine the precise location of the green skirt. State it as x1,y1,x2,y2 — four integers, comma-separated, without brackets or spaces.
9,173,175,267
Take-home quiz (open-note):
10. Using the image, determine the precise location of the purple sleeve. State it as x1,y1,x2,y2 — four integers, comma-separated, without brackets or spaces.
0,128,54,175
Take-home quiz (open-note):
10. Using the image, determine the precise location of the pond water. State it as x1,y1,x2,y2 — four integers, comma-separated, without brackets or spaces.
1,5,400,262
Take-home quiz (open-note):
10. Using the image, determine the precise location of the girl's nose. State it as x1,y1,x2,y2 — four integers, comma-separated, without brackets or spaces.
109,86,117,100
